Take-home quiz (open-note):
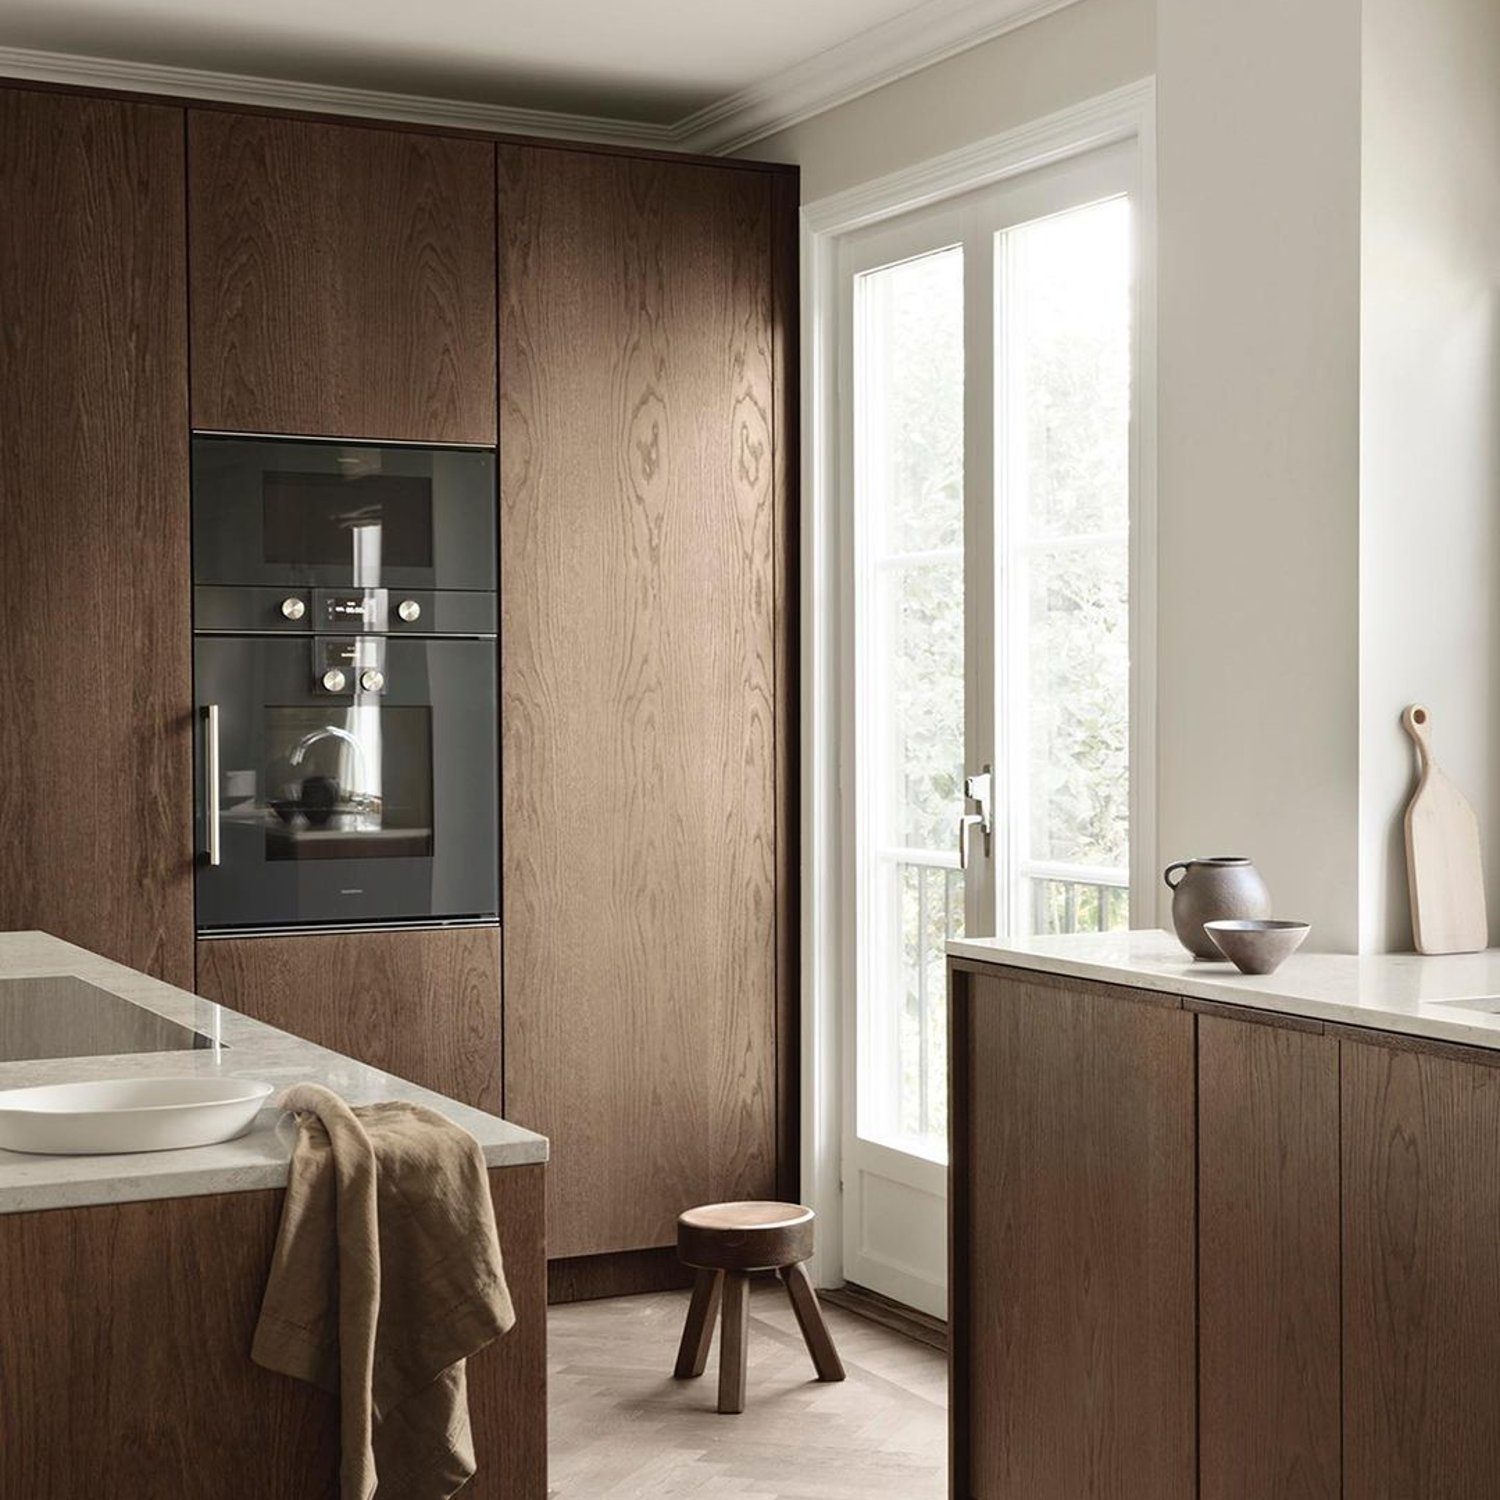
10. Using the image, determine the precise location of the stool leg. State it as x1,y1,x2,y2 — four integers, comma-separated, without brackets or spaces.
717,1271,750,1414
674,1269,723,1379
779,1262,846,1382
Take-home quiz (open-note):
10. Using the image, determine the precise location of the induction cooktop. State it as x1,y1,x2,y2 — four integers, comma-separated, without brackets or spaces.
0,975,218,1063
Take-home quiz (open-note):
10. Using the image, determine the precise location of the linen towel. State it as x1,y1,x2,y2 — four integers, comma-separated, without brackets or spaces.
252,1083,515,1500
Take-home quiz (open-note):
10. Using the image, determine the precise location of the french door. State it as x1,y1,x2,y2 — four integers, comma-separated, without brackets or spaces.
839,141,1142,1315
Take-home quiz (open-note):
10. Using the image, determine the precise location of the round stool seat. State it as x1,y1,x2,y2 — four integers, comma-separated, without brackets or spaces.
677,1200,815,1271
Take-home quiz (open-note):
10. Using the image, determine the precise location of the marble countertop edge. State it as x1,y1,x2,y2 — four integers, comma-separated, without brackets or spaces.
948,929,1500,1053
0,931,547,1215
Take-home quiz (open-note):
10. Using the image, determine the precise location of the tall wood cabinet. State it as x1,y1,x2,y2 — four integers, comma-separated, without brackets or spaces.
0,86,193,988
0,78,798,1258
497,145,796,1261
188,110,496,443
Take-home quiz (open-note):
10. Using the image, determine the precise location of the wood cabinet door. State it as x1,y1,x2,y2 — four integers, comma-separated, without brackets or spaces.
1198,1012,1341,1500
188,111,495,443
498,146,789,1258
953,968,1196,1499
0,1164,545,1499
196,926,501,1113
1343,1038,1500,1496
0,86,193,988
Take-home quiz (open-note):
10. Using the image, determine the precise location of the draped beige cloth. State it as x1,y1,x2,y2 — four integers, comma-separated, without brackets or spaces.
252,1083,515,1500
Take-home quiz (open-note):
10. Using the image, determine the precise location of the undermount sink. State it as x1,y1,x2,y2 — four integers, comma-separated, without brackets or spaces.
0,1076,274,1156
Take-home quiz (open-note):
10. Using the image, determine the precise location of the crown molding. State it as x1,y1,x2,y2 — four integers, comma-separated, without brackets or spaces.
0,1,1087,159
672,0,1085,154
0,44,678,147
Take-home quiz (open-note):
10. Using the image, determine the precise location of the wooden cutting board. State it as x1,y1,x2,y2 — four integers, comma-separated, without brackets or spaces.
1403,704,1487,954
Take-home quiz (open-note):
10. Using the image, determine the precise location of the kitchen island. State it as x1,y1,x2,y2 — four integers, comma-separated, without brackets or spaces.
948,930,1500,1500
0,931,548,1499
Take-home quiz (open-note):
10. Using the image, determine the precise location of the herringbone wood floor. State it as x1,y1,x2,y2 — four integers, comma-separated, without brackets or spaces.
548,1284,948,1497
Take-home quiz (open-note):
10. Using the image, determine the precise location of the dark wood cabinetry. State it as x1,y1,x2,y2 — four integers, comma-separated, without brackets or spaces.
951,967,1196,1499
954,963,1500,1499
497,145,794,1262
196,926,502,1112
0,86,193,988
1198,1012,1340,1500
188,111,496,443
0,73,797,1277
1342,1037,1500,1496
0,1162,545,1498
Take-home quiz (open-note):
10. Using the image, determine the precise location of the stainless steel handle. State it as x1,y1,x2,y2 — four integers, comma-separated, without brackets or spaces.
203,703,221,867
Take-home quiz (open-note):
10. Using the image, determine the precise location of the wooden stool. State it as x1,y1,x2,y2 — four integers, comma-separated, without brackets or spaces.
672,1201,845,1414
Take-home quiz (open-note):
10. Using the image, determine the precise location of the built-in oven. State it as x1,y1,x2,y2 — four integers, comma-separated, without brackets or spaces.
191,434,498,933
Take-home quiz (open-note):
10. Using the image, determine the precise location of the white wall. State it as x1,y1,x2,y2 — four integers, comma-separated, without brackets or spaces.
765,0,1498,954
1155,0,1365,948
743,0,1154,200
1358,0,1500,950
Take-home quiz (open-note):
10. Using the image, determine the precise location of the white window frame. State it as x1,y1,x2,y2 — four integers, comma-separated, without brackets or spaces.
799,79,1158,1294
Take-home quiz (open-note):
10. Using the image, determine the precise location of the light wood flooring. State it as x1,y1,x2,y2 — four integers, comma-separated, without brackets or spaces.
548,1283,948,1497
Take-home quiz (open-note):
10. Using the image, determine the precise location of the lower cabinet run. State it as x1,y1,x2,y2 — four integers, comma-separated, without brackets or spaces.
196,926,502,1113
952,960,1500,1499
0,1163,546,1499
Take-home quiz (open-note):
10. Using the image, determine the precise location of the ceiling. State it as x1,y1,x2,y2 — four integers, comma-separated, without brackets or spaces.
0,0,1077,150
0,0,947,122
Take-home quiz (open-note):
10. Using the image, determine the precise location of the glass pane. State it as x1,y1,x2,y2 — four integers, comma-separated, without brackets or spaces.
1000,195,1132,933
1026,542,1129,869
1009,196,1131,540
855,244,964,1158
252,705,435,861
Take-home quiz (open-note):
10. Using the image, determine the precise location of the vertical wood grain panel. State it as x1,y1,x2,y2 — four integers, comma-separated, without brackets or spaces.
195,926,501,1113
0,1164,545,1499
1198,1013,1341,1500
770,167,801,1205
498,145,781,1257
188,110,495,442
1343,1039,1500,1496
957,967,1195,1498
0,85,193,988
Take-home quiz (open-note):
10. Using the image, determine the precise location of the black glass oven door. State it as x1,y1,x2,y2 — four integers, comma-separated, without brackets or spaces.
191,436,495,592
194,635,497,930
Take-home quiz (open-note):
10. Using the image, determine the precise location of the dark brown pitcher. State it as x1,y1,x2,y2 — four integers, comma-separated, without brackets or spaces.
1164,857,1272,959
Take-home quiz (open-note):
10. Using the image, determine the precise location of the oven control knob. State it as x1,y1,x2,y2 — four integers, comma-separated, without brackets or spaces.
280,596,307,621
359,669,385,694
397,599,421,623
321,668,347,693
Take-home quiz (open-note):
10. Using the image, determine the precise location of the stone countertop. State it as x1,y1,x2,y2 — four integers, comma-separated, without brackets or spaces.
949,928,1500,1052
0,931,547,1215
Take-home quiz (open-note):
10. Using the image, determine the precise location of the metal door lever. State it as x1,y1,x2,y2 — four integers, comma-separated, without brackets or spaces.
958,766,993,870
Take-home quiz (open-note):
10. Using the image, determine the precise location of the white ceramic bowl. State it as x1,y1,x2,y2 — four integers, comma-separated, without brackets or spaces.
0,1076,274,1155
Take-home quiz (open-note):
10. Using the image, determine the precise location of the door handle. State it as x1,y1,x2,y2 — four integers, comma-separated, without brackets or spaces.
202,703,221,867
958,765,993,870
958,813,985,871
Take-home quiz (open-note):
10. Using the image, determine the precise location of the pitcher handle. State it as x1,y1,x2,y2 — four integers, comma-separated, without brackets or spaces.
1163,860,1191,890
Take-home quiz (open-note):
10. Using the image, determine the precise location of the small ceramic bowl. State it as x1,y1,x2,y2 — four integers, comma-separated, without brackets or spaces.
1203,919,1311,975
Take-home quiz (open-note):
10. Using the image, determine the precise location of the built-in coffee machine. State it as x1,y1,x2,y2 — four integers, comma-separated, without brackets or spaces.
191,434,498,932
